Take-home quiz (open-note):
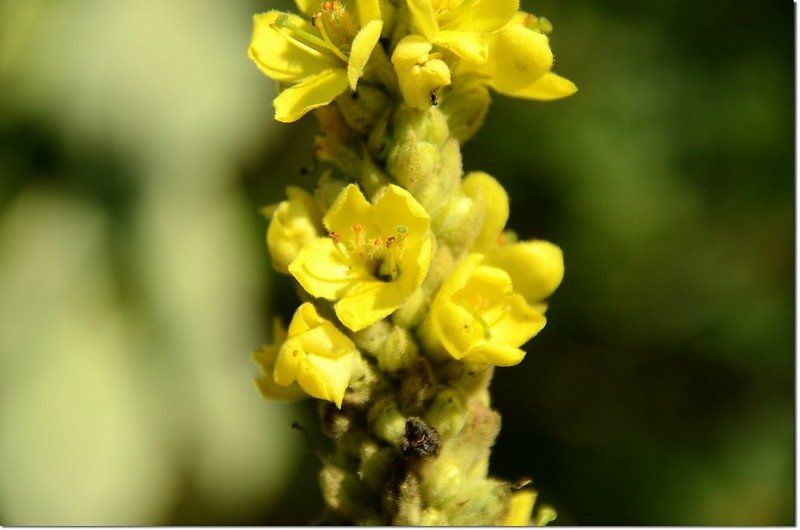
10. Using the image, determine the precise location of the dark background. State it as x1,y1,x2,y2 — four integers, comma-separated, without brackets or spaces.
0,0,793,525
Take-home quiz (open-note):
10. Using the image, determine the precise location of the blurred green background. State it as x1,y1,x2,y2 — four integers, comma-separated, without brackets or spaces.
0,0,793,525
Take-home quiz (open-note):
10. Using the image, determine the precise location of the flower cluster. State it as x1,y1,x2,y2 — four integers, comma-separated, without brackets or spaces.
248,0,575,525
249,0,575,122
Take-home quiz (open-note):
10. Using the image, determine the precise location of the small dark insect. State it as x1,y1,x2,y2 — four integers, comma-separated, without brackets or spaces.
401,417,441,459
429,91,439,106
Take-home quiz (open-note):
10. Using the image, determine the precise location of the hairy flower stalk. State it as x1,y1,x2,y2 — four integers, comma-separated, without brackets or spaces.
249,0,575,524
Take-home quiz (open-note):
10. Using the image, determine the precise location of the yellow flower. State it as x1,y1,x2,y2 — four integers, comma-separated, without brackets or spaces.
483,240,563,307
405,0,519,64
265,186,323,274
391,35,452,109
289,184,433,331
273,302,358,408
463,171,564,304
461,171,509,252
248,1,384,122
252,317,308,403
456,12,577,101
422,253,545,366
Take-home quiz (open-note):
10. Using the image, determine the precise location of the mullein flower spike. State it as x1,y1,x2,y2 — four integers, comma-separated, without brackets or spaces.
249,0,575,524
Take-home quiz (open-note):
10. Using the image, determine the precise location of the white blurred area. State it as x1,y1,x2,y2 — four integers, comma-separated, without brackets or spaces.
0,0,300,524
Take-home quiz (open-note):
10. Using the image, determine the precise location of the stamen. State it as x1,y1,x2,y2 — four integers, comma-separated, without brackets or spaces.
352,224,364,255
273,14,333,58
312,13,350,62
464,307,492,340
329,231,349,261
485,303,513,330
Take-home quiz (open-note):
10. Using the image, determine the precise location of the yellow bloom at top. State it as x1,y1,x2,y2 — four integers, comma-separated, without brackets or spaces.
248,1,385,122
405,0,519,64
391,35,452,109
403,0,576,103
289,184,433,331
456,12,577,101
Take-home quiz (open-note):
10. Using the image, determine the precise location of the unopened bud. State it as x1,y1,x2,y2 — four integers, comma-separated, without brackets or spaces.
358,441,394,492
431,192,482,253
424,387,467,439
336,84,391,134
440,79,491,143
369,395,407,445
376,325,420,373
319,462,380,523
446,481,507,525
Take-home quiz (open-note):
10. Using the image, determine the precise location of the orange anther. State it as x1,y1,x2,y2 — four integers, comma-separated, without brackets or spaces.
329,231,341,243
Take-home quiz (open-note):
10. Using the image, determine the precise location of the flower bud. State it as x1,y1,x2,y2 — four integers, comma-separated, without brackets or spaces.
446,481,507,525
336,84,392,135
419,508,448,525
357,441,394,492
387,137,441,206
419,453,463,508
430,192,482,254
368,395,407,445
320,462,380,523
352,320,393,355
424,387,467,439
440,78,491,143
376,325,420,373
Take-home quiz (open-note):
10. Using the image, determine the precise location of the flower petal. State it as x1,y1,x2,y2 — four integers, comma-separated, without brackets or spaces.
501,72,578,101
356,0,382,24
396,233,433,295
266,186,323,273
433,302,484,360
334,280,405,331
296,349,355,408
455,0,518,33
481,292,546,349
348,19,384,90
371,185,431,238
461,342,525,366
274,336,304,385
323,184,373,234
274,68,349,122
462,172,509,253
253,346,307,401
249,11,339,83
289,237,372,300
434,30,488,64
460,23,553,94
405,0,438,41
484,240,564,302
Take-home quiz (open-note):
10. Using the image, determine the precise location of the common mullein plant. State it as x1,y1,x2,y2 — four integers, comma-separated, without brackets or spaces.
249,0,575,525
